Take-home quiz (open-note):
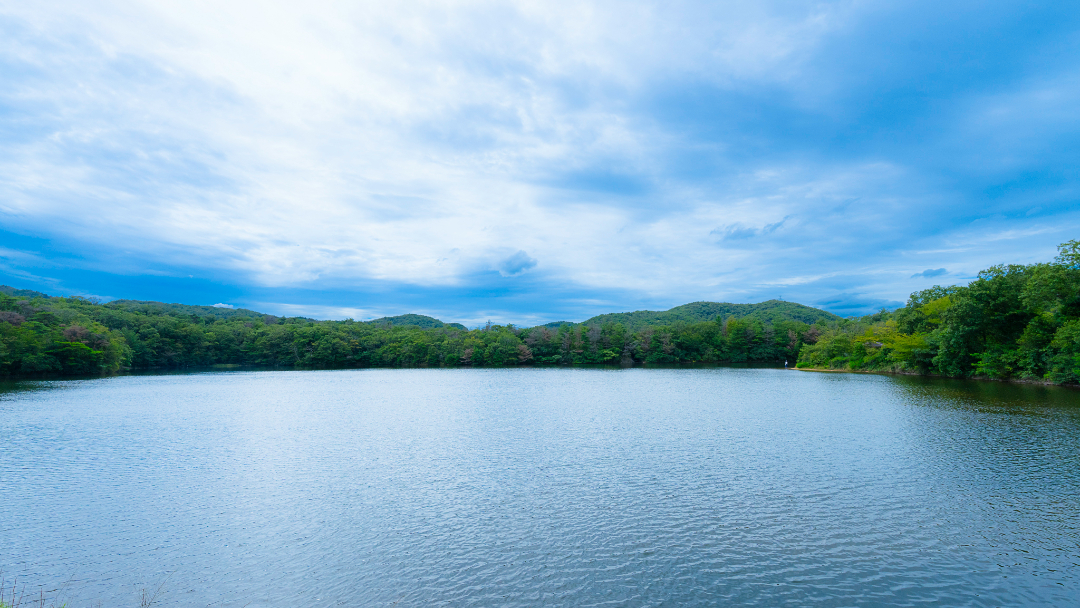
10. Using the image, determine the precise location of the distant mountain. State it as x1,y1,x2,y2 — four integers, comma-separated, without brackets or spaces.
3,284,829,330
106,299,272,320
366,313,467,330
578,300,841,329
1,286,280,320
0,285,52,300
105,302,469,328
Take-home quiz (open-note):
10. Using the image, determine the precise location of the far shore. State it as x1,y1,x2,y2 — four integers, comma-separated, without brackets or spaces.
794,366,1074,388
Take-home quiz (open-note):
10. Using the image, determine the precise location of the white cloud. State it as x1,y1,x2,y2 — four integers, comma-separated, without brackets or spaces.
1,1,1079,318
0,1,855,288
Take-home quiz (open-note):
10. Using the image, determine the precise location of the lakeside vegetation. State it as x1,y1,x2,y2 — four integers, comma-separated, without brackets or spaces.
796,240,1080,384
1,240,1077,384
0,288,826,377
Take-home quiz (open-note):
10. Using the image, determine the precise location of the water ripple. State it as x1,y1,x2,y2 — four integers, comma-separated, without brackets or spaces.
1,369,1078,606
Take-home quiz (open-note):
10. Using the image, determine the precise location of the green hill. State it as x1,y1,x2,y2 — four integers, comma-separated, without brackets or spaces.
105,299,273,320
366,313,466,330
3,286,464,328
578,300,840,329
3,287,278,321
0,285,52,299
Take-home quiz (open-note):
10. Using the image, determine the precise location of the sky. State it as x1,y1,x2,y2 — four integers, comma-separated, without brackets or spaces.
1,1,1078,326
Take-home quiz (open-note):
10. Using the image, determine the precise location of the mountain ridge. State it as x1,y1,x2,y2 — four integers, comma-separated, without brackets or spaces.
366,313,467,330
1,285,839,329
577,300,840,330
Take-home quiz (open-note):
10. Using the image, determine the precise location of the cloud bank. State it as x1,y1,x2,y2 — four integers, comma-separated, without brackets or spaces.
1,1,1078,324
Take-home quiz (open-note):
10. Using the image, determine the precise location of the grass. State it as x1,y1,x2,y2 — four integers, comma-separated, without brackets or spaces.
0,576,65,608
0,573,171,608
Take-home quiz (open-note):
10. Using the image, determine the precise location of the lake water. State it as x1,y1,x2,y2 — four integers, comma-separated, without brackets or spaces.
1,368,1078,607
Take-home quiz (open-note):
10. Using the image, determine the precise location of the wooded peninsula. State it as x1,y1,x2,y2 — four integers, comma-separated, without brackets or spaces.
2,240,1078,385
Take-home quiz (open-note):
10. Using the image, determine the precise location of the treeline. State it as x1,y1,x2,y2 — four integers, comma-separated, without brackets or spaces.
5,241,1077,383
577,300,839,330
797,240,1080,384
0,293,813,377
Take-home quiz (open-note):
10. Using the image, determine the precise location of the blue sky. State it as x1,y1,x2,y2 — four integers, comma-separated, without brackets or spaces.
1,1,1078,326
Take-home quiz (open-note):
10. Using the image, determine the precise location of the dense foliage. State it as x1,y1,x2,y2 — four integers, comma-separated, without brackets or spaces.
0,293,813,377
4,241,1077,384
578,300,840,330
796,240,1080,384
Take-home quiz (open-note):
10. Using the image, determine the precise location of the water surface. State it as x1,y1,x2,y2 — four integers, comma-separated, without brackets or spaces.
1,368,1078,606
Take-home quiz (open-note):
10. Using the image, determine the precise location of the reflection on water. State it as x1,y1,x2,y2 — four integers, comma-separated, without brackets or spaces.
891,373,1080,409
1,369,1078,607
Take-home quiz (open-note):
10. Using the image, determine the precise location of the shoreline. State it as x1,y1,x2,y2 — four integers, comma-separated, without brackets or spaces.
4,364,1076,388
794,366,1076,388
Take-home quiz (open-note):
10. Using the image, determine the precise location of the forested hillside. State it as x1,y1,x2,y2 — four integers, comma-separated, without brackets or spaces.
0,285,50,299
368,314,467,330
797,240,1080,384
3,241,1078,384
106,299,270,321
582,300,840,329
0,292,818,376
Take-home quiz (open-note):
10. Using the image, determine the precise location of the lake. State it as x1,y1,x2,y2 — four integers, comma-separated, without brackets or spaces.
1,368,1078,607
